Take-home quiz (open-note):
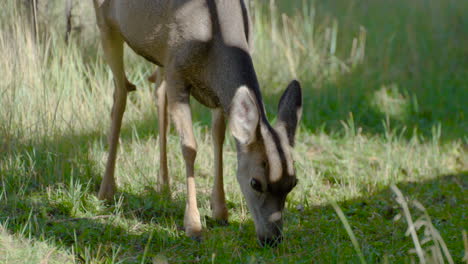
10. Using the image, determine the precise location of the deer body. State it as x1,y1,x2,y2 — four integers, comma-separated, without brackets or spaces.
94,0,302,246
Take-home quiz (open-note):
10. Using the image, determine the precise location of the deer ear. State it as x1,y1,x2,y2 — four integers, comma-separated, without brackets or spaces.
277,80,303,146
229,86,259,145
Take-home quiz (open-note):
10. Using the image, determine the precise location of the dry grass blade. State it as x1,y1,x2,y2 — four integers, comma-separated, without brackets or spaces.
46,215,113,224
462,230,468,264
392,185,458,264
391,185,426,263
331,201,367,264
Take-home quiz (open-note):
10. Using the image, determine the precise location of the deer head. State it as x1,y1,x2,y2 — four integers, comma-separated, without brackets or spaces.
230,80,302,246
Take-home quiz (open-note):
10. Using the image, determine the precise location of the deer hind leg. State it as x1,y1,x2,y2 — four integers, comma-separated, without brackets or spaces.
155,80,169,191
166,77,202,239
97,29,132,201
211,108,228,224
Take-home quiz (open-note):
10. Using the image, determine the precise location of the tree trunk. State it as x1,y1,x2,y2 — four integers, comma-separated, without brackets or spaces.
65,0,73,44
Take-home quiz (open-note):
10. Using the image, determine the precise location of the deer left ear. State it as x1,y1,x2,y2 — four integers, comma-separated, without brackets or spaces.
277,80,303,147
230,86,259,145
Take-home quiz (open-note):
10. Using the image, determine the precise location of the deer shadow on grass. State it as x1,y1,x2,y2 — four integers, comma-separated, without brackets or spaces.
0,76,466,263
1,74,466,262
1,124,466,263
0,111,250,263
281,172,467,263
0,172,250,263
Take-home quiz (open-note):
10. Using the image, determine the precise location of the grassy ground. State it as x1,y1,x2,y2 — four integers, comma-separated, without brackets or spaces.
0,0,467,263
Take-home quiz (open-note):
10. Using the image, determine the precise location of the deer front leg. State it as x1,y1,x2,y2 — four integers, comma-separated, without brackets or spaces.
168,85,202,239
211,108,228,224
98,30,132,201
155,80,169,191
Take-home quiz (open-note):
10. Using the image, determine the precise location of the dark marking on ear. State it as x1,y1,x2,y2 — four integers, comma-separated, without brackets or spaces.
278,80,302,146
239,0,250,47
268,175,298,196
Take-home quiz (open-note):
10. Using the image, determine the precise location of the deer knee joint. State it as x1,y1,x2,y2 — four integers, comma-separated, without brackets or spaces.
182,145,197,166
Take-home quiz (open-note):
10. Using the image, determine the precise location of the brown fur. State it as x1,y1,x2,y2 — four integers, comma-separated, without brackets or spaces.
93,0,302,246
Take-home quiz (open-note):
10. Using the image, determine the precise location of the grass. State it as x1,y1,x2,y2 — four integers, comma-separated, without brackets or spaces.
0,0,467,263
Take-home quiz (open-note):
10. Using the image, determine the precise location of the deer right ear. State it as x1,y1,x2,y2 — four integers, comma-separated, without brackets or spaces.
229,86,259,145
277,80,302,146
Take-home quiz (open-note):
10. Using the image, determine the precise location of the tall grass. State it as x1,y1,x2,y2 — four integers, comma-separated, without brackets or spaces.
0,1,154,142
252,0,366,92
0,0,367,142
0,0,466,263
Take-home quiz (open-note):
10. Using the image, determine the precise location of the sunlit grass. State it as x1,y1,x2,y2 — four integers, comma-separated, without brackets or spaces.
0,225,73,264
0,0,466,263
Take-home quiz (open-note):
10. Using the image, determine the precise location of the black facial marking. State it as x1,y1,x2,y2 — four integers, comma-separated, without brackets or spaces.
268,176,298,196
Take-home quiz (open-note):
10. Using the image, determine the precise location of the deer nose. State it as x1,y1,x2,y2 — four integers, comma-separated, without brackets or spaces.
258,234,283,247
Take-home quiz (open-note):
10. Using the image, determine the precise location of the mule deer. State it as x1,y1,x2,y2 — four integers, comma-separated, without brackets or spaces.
93,0,302,246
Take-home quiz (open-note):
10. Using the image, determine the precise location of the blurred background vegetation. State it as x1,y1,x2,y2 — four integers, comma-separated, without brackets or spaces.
0,0,466,263
6,0,467,139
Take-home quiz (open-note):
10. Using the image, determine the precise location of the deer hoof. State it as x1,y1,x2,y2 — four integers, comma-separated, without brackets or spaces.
156,184,171,195
216,219,229,226
97,188,115,202
185,228,202,241
204,216,229,228
190,235,202,243
210,202,229,224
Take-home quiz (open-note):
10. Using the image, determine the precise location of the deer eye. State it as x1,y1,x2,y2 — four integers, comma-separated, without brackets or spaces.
250,178,263,192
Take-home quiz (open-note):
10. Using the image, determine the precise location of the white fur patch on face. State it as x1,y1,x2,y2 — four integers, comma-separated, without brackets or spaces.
268,211,282,222
260,124,283,182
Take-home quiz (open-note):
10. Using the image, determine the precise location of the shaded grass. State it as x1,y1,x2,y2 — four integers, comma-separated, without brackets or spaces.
0,0,467,263
1,121,465,262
